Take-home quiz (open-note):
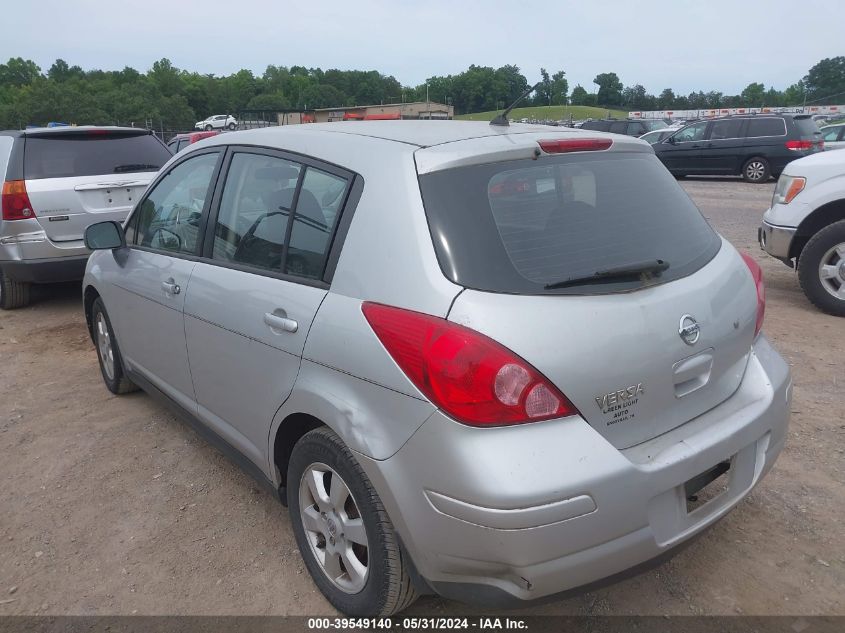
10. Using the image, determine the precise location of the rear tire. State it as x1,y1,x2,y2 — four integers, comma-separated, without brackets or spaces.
742,157,770,183
288,427,418,616
91,297,139,394
797,220,845,316
0,271,31,309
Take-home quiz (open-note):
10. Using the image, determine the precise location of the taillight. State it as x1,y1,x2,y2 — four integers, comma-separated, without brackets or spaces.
1,180,35,221
785,140,813,151
362,302,578,426
740,253,765,337
538,138,613,154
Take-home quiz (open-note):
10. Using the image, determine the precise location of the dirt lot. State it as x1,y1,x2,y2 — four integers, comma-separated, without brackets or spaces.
0,178,843,616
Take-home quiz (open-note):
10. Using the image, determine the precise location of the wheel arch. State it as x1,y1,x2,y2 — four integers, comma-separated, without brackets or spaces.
272,412,325,495
83,284,101,342
790,199,845,261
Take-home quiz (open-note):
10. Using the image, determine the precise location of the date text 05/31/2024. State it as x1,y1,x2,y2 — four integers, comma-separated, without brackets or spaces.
307,617,528,630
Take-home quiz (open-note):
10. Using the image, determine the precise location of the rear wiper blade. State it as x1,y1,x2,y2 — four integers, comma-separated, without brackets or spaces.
113,164,160,173
544,259,670,290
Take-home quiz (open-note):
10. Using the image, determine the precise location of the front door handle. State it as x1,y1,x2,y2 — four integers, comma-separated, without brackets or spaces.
264,310,298,333
161,279,181,295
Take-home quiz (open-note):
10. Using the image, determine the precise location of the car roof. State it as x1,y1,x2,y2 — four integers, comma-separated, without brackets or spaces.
206,120,623,149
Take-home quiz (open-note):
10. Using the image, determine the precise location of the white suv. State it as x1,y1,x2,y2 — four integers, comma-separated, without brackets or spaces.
760,149,845,315
195,114,237,131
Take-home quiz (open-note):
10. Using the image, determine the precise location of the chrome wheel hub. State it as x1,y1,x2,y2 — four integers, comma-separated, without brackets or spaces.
299,463,369,594
95,312,115,380
746,162,765,181
818,242,845,301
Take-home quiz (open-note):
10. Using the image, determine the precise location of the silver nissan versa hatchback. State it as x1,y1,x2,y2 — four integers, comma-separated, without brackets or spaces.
82,121,790,616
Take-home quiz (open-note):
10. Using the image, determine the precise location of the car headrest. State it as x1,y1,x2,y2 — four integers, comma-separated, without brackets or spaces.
255,165,299,181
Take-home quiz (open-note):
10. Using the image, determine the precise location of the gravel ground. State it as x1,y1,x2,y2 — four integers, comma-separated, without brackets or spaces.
0,177,842,616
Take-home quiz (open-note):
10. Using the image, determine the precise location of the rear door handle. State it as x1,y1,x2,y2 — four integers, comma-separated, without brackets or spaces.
264,310,298,333
161,279,181,295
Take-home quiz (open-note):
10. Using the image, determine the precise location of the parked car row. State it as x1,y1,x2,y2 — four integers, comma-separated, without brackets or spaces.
647,114,823,182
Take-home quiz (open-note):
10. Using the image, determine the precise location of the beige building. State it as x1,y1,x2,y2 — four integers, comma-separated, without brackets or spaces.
311,101,453,123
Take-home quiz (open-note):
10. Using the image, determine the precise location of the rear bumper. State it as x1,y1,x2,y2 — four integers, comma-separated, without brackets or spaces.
358,335,791,605
0,226,90,283
0,256,89,283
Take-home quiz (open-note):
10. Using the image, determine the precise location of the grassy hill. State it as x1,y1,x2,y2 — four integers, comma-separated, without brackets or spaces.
457,105,629,122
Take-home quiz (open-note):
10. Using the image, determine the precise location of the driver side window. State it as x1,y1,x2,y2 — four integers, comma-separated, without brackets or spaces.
673,122,708,143
132,152,219,254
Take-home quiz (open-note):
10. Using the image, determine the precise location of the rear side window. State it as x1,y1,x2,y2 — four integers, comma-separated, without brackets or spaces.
609,121,628,134
24,132,171,180
419,152,721,295
746,118,786,138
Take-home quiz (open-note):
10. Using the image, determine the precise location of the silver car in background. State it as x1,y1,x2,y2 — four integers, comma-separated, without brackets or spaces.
0,127,171,308
82,121,790,616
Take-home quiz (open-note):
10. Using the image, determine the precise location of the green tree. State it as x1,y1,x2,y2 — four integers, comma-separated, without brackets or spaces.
593,72,623,106
658,88,676,109
803,57,845,103
0,57,41,88
569,84,588,106
740,82,766,107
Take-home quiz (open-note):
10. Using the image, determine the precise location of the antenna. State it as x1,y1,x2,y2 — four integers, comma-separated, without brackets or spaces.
490,82,543,127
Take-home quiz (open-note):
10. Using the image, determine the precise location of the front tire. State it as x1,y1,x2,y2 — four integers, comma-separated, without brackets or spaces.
92,298,139,394
0,271,30,309
288,427,418,616
742,157,770,183
204,124,213,131
797,220,845,316
227,122,236,130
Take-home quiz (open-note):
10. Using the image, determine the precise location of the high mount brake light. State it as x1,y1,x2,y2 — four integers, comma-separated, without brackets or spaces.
538,138,613,154
362,302,578,426
740,253,765,337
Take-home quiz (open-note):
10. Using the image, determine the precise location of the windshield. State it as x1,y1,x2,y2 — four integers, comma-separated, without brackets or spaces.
419,152,721,295
642,120,668,132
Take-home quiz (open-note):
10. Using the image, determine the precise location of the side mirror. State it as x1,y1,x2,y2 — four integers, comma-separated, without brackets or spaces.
85,221,126,250
667,136,677,145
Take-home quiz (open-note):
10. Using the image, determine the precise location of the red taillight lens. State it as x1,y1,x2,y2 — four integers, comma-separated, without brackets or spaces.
362,302,578,426
2,180,36,221
785,140,813,151
740,253,765,337
538,138,613,154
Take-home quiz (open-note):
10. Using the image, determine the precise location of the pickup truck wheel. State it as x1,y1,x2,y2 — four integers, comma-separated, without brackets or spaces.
288,427,418,616
798,220,845,316
0,271,30,309
742,157,770,183
92,298,139,394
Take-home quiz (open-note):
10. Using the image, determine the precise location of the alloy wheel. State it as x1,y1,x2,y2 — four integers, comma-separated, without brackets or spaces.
745,161,766,182
95,312,116,381
298,462,369,594
818,242,845,301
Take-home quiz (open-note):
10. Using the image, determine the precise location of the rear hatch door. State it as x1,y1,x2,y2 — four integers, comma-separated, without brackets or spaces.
418,142,758,449
23,130,171,242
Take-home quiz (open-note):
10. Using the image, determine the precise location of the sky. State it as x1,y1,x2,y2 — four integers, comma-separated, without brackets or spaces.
4,0,837,96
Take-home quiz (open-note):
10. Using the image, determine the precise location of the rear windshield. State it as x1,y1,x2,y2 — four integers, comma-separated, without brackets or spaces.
794,117,821,137
24,132,171,180
419,152,721,295
641,120,668,132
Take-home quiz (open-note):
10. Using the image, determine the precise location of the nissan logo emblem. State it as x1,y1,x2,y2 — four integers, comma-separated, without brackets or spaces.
679,314,701,346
